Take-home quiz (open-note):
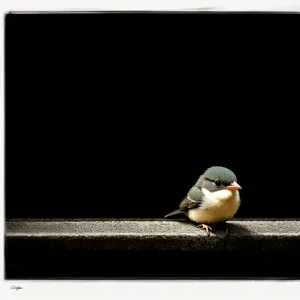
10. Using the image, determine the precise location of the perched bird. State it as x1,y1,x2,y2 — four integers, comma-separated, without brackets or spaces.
164,166,242,233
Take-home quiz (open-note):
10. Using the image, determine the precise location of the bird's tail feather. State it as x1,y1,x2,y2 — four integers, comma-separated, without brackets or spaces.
164,209,183,218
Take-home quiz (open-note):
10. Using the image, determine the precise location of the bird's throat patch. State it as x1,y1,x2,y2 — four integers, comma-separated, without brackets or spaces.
213,189,234,201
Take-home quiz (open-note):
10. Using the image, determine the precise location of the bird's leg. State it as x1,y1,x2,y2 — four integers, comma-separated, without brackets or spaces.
225,223,230,236
197,223,212,232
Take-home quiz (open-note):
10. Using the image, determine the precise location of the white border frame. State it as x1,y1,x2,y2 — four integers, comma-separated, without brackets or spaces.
1,1,300,299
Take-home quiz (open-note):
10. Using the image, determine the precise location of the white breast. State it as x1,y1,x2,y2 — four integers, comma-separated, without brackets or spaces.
187,188,240,224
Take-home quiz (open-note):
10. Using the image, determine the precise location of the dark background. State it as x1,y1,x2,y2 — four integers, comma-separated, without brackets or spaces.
5,13,300,219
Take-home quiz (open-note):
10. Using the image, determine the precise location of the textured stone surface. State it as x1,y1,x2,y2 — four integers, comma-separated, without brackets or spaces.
6,219,300,250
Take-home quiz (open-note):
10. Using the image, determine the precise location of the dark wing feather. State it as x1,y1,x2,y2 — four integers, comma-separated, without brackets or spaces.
179,186,204,211
164,197,197,218
179,196,200,211
187,186,204,203
179,186,203,211
164,186,203,218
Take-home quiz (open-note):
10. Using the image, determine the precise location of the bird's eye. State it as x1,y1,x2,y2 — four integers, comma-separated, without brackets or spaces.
215,179,221,186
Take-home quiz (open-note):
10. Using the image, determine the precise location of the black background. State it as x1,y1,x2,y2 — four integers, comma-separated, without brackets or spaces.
5,13,300,219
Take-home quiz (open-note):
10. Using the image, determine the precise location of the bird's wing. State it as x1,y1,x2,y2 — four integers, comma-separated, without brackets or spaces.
178,197,200,210
164,186,203,218
179,186,204,211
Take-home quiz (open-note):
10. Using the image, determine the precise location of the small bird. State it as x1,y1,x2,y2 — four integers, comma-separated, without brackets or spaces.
164,166,242,233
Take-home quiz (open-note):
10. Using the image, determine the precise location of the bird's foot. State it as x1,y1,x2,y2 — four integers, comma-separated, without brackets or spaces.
197,224,212,232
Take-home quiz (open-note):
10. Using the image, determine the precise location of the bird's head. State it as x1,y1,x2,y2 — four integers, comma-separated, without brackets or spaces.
196,166,242,193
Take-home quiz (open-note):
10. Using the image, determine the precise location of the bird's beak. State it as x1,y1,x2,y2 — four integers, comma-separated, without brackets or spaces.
225,181,242,190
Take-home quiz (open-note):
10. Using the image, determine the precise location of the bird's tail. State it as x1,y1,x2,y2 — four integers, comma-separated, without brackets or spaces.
164,209,184,218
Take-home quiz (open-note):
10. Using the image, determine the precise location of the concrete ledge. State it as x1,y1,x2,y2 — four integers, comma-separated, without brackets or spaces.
6,218,300,250
5,219,300,279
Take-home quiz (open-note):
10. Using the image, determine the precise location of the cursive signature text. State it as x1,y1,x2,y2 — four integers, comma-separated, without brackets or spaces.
10,285,23,291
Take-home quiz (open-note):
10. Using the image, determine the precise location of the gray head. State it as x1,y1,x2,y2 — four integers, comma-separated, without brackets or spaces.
196,166,242,192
